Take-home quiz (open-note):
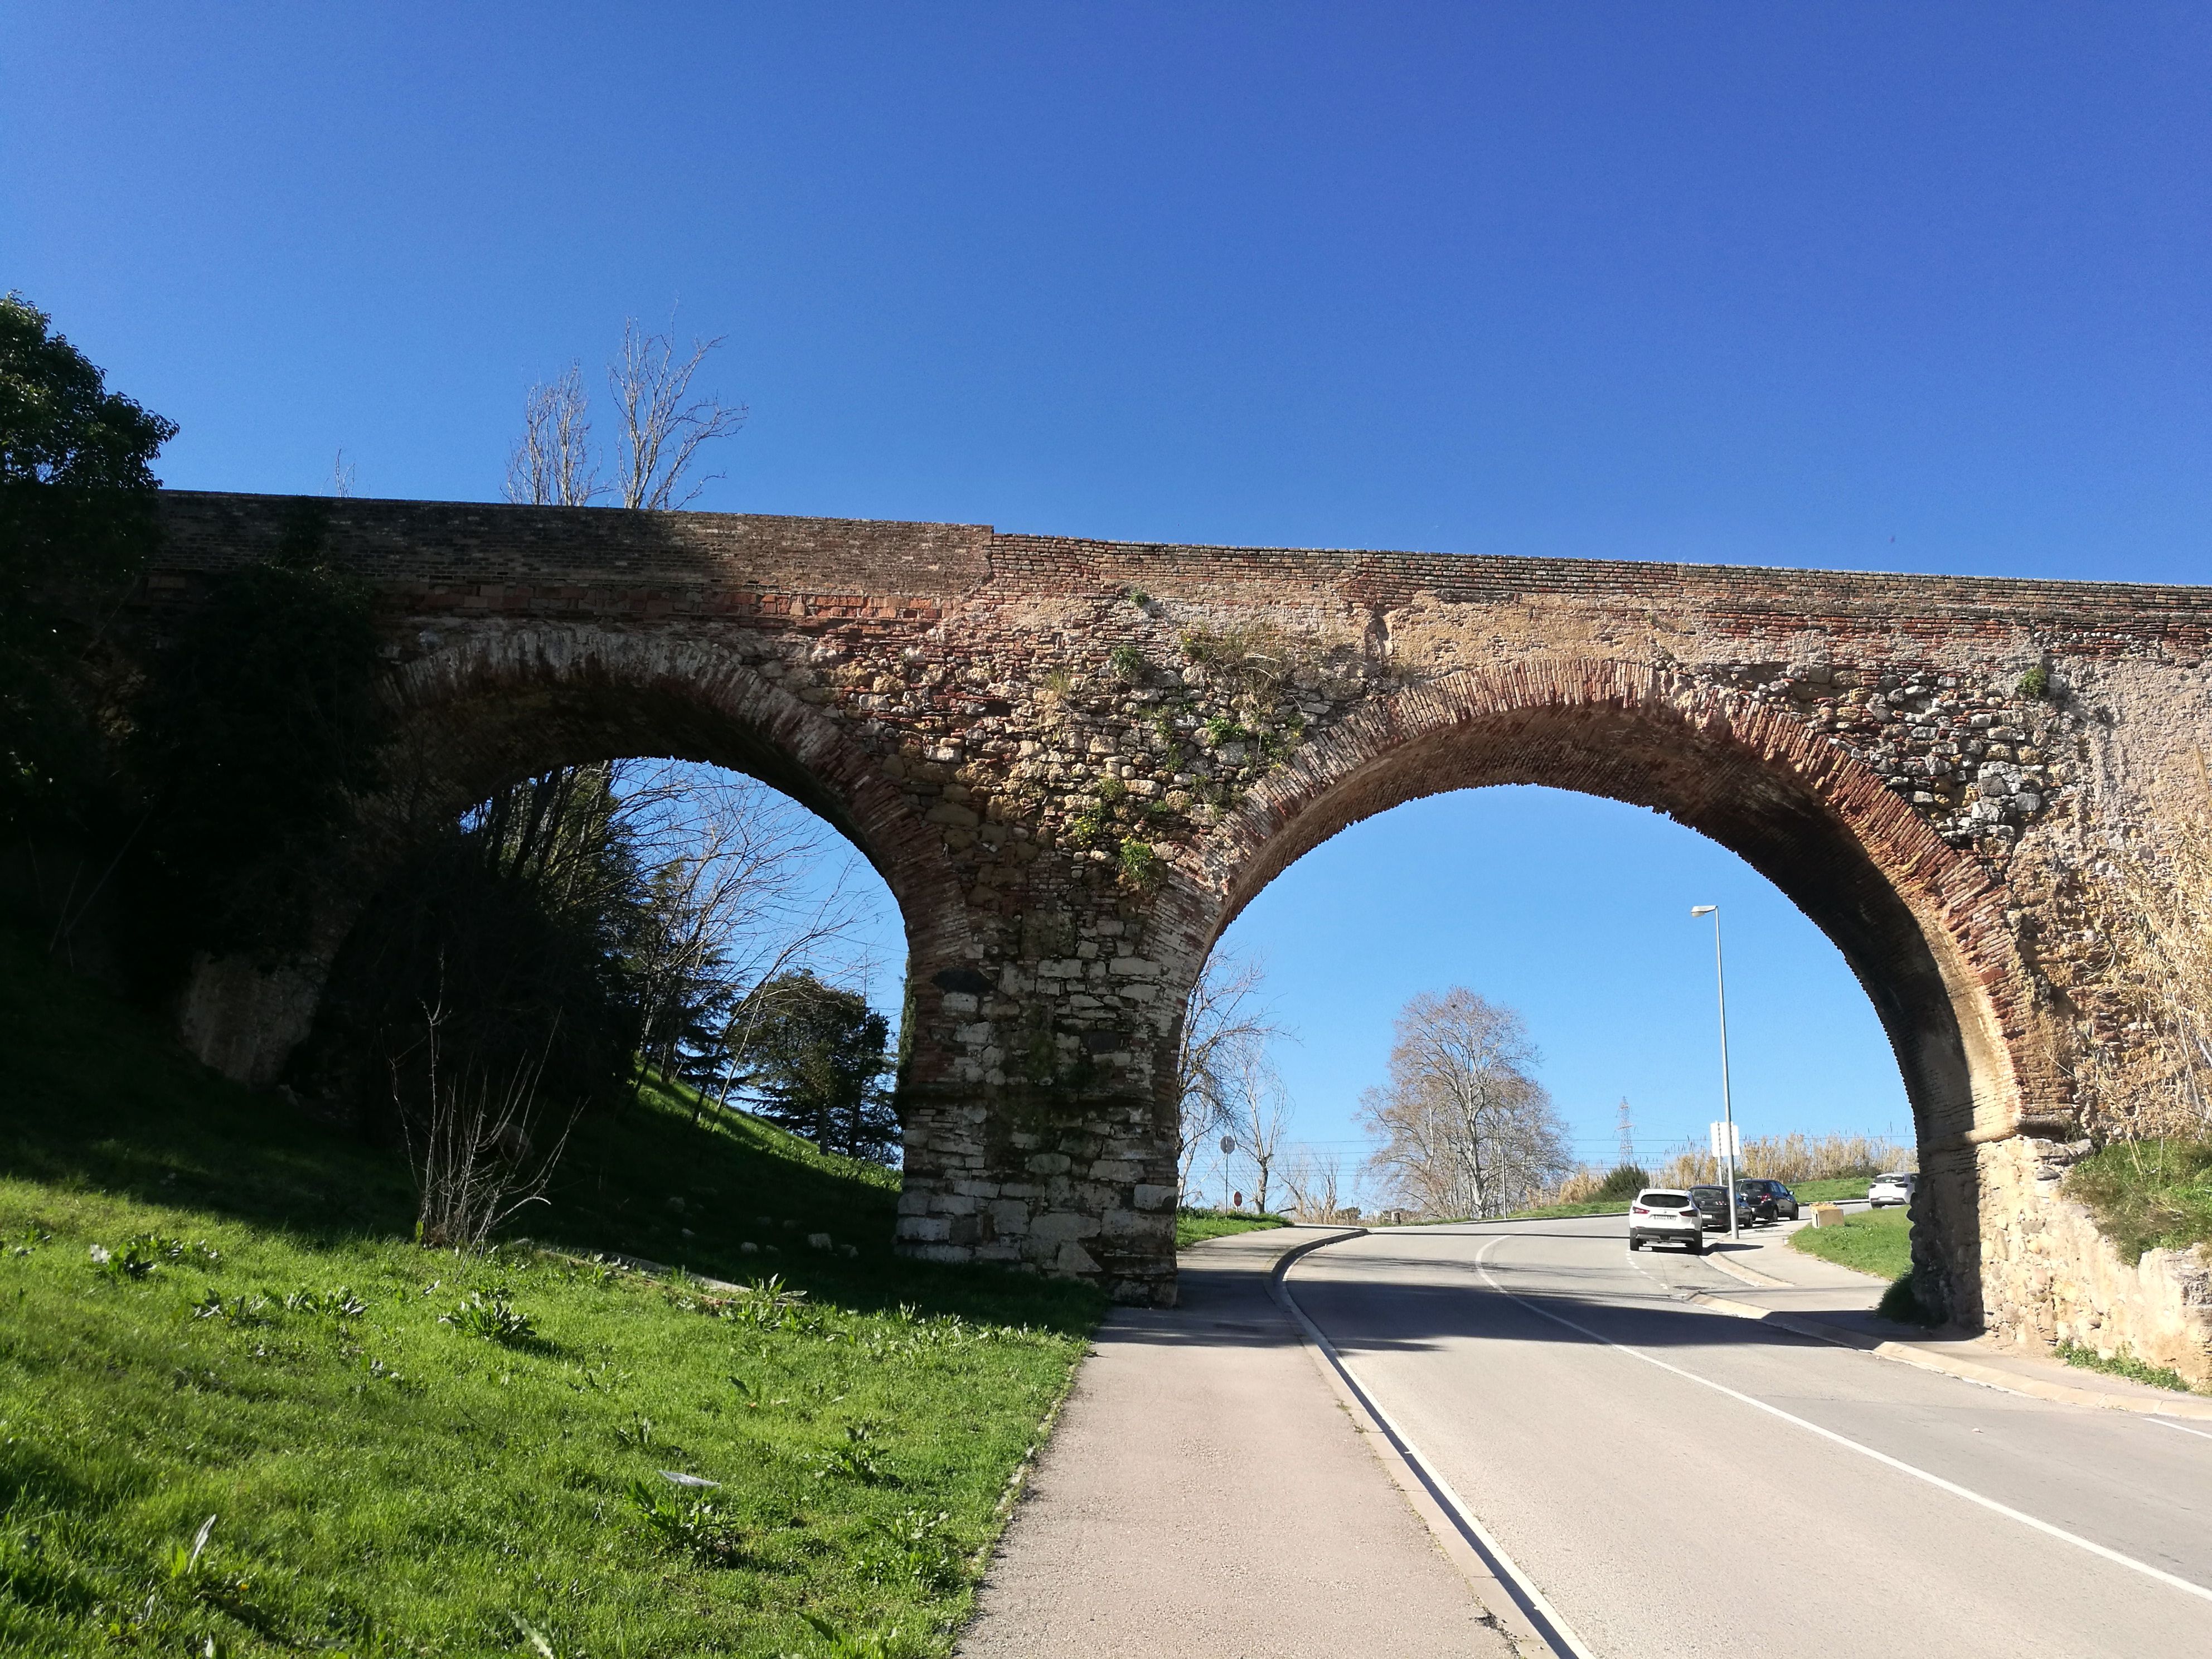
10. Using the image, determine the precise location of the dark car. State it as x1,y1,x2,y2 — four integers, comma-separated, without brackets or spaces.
1686,1185,1757,1231
1733,1183,1779,1226
1737,1178,1799,1221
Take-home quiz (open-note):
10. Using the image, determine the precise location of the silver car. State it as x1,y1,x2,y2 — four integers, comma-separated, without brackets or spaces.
1627,1189,1705,1254
1867,1171,1917,1209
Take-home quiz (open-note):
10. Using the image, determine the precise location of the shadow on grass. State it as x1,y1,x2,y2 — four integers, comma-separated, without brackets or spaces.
0,927,1100,1337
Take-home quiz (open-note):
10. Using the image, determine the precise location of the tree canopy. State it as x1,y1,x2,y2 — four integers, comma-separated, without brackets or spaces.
738,973,898,1163
0,293,177,826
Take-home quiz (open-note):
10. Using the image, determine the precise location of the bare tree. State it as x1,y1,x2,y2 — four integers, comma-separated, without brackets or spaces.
399,998,580,1250
1282,1147,1348,1223
1360,987,1569,1220
1222,1044,1294,1214
506,362,603,507
1175,948,1286,1198
609,318,747,510
611,761,876,1113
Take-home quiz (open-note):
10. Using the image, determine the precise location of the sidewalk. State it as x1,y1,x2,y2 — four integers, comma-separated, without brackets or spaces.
958,1228,1515,1658
1697,1219,2212,1420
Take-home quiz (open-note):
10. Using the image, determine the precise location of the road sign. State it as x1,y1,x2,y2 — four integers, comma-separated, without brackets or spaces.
1219,1136,1237,1154
1709,1120,1741,1160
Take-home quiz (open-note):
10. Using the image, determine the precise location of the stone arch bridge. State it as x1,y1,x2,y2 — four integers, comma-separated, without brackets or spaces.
152,493,2212,1352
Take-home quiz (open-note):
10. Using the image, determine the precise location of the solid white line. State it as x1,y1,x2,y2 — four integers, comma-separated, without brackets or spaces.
2149,1415,2212,1444
1272,1258,1600,1659
1470,1235,2212,1607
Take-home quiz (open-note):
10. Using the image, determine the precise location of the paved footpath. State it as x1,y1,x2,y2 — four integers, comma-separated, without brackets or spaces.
959,1227,1515,1659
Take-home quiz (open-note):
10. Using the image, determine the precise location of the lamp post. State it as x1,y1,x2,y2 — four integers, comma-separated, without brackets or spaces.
1690,905,1739,1240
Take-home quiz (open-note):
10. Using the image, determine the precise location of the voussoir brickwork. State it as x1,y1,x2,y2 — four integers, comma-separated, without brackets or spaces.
149,493,2212,1350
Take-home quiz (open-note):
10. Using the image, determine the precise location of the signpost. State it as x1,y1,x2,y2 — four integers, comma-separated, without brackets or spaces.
1691,905,1740,1239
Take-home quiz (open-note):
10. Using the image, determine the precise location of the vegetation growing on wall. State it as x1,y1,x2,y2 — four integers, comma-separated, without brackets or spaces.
2062,1139,2212,1262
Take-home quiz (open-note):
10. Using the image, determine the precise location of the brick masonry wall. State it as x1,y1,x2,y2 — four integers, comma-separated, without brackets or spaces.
150,493,2212,1326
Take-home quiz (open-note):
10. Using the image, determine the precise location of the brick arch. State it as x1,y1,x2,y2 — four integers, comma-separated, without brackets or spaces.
378,625,973,973
1156,660,2064,1322
183,625,975,1103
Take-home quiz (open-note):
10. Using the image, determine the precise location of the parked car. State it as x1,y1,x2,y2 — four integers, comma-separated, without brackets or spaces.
1687,1184,1757,1231
1736,1178,1798,1221
1733,1181,1781,1226
1627,1189,1705,1254
1868,1172,1917,1209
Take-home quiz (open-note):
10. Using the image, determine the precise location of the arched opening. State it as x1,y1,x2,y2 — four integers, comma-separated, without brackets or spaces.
1210,784,1912,1214
183,628,971,1236
1166,664,2055,1323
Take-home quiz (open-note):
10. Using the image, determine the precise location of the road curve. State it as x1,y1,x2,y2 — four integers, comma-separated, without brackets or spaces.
1284,1216,2212,1659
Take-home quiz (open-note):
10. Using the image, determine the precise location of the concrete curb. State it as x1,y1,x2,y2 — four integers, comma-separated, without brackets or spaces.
1690,1292,2212,1420
1267,1231,1586,1659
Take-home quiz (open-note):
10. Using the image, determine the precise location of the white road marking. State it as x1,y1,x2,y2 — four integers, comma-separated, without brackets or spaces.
1471,1235,2212,1607
2150,1415,2212,1444
1273,1262,1601,1659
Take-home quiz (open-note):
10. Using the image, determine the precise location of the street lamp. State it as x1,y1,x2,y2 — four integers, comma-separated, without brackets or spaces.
1690,905,1739,1240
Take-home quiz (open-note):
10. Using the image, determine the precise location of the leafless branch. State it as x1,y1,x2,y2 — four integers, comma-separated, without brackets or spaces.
506,362,604,507
1175,948,1288,1197
398,996,580,1251
609,318,747,511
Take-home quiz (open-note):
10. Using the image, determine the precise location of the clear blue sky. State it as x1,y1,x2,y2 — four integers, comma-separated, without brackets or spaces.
8,6,2206,1181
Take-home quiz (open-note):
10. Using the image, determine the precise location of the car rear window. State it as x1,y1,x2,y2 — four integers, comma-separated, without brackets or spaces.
1642,1192,1690,1207
1689,1187,1721,1199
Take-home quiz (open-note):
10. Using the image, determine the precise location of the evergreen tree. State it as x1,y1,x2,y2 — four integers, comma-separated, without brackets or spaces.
738,973,897,1163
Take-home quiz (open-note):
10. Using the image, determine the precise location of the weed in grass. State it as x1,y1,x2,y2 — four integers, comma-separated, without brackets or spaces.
795,1611,929,1658
438,1288,538,1346
868,1507,965,1594
628,1477,751,1567
2054,1340,2200,1394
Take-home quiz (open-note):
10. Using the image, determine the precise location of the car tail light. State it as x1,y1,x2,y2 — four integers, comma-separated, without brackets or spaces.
1679,1207,1697,1217
1632,1205,1648,1214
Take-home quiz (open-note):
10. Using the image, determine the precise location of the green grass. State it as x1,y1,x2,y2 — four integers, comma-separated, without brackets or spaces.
1497,1200,1628,1221
1789,1206,1912,1280
1174,1210,1287,1247
1787,1176,1878,1205
2061,1139,2212,1263
2054,1340,2201,1395
0,928,1101,1657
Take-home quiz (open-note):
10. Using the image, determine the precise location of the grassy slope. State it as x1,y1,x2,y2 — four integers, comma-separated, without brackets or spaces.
1174,1210,1286,1247
0,929,1100,1658
2062,1140,2212,1262
1789,1206,1912,1279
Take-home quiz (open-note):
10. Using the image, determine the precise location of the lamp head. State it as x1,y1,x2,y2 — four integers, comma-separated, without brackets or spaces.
1690,905,1717,918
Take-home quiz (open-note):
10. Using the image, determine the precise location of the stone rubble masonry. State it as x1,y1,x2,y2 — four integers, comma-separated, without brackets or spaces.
149,493,2212,1343
1977,1137,2212,1390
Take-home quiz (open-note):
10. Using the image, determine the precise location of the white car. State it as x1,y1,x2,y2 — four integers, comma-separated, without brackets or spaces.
1627,1189,1705,1254
1867,1172,1917,1209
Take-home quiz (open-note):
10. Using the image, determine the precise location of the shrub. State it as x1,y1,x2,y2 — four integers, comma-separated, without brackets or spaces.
1107,644,1147,683
1876,1273,1942,1327
1597,1163,1648,1200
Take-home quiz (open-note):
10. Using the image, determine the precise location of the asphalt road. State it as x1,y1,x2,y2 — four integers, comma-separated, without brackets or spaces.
1284,1216,2212,1659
